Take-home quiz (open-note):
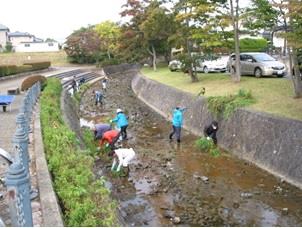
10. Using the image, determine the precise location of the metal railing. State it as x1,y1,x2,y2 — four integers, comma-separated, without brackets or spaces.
0,82,41,227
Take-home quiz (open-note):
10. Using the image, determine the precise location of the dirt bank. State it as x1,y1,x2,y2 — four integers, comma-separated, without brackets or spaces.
78,71,302,226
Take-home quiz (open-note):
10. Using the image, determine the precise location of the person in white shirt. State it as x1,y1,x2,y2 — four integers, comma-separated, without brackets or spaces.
111,148,135,175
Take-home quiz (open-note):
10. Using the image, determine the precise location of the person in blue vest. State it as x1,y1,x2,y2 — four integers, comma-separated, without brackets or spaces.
169,106,187,143
111,108,129,140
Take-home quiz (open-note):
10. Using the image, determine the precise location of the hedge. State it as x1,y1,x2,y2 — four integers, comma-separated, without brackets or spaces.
0,61,51,77
23,61,51,70
40,78,118,226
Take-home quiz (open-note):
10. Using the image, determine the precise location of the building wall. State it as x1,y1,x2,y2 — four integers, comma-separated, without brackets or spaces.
9,36,34,47
0,31,8,49
15,42,59,52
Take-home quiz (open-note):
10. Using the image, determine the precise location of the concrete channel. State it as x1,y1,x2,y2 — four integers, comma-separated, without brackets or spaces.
72,66,302,226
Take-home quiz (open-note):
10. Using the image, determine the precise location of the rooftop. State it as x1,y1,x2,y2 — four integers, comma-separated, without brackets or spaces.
0,24,9,31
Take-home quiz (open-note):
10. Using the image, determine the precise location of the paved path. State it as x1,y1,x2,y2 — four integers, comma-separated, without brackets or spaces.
0,68,73,226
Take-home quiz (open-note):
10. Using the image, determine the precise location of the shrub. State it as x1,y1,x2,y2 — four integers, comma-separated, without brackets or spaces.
23,61,51,70
207,89,255,119
239,38,268,52
40,78,118,226
0,65,18,77
98,58,120,68
17,65,33,73
21,75,47,91
195,137,221,157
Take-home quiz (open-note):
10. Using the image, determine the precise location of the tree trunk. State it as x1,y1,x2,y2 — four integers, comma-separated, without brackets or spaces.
151,44,157,71
107,49,111,59
230,0,241,82
291,49,302,98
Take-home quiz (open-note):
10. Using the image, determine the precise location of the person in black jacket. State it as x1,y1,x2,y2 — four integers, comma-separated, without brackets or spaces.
204,121,219,144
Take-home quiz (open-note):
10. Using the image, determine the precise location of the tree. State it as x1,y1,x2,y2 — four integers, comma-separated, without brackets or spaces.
95,21,121,59
229,0,241,82
139,1,177,71
64,27,101,64
4,42,13,53
286,0,302,97
45,38,57,42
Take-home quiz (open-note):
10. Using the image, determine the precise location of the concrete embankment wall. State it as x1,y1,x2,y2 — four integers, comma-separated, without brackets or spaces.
128,71,302,189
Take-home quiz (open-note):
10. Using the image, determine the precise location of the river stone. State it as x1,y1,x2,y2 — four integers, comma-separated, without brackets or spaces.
172,217,181,224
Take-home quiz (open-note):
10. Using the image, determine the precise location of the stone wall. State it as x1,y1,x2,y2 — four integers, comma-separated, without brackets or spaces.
130,72,302,189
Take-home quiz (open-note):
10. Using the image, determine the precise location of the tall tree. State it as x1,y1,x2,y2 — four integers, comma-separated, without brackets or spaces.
286,0,302,97
139,1,177,71
95,21,121,59
229,0,241,82
64,27,101,64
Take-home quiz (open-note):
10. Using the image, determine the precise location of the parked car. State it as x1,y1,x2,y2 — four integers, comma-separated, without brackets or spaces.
168,60,183,72
194,56,229,73
227,52,286,77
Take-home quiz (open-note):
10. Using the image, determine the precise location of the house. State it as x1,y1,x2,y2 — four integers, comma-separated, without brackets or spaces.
15,41,60,52
8,31,36,47
0,24,10,51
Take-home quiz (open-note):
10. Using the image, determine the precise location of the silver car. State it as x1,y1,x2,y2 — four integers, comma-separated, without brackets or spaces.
227,52,286,77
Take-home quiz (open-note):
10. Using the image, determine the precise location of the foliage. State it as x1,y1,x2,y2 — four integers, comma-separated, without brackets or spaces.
95,21,121,59
73,83,90,103
64,27,102,64
242,0,279,32
207,89,255,118
195,137,221,157
239,38,268,52
98,58,120,67
4,42,13,53
40,78,118,226
23,61,51,70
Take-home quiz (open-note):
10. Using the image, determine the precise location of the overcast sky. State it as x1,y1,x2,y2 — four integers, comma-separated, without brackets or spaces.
1,0,251,43
1,0,126,43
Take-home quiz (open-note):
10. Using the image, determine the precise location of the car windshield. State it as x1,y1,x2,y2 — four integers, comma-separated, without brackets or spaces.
253,53,275,62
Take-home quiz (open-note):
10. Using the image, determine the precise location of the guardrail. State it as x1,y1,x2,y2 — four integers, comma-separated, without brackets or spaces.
0,82,41,226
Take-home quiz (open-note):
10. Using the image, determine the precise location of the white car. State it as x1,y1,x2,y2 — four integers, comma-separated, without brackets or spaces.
195,56,229,73
168,60,183,72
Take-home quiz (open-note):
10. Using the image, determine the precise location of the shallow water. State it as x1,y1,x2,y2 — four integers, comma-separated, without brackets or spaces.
80,72,302,226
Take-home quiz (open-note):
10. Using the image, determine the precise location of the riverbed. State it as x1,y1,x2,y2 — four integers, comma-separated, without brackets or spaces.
79,71,302,226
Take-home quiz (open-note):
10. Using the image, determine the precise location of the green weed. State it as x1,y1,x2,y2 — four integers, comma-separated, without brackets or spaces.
207,89,255,119
40,78,118,226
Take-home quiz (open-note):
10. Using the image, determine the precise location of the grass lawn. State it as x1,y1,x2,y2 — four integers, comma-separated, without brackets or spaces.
141,66,302,121
0,51,75,66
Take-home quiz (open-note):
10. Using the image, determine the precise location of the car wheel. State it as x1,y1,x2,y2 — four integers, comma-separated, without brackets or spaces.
254,68,262,78
203,66,209,74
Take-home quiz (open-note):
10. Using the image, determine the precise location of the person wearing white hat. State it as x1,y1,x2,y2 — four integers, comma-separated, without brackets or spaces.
204,121,219,144
111,148,136,175
111,108,129,140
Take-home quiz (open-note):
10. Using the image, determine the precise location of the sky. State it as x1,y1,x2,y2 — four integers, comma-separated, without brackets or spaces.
1,0,251,44
1,0,126,43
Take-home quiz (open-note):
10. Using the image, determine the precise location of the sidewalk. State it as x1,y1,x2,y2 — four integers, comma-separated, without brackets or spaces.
0,69,64,226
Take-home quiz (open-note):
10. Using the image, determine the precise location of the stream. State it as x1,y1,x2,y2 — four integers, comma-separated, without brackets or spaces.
79,71,302,226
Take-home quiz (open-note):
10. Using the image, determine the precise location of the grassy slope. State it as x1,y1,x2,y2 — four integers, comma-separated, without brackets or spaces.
141,66,302,121
0,51,72,66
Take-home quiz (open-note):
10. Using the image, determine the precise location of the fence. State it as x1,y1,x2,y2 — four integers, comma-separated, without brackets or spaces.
0,82,41,226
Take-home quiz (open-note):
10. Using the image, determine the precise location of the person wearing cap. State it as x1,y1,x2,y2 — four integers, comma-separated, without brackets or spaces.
204,121,219,144
111,148,136,175
111,108,129,140
99,129,120,151
169,106,187,143
92,123,112,140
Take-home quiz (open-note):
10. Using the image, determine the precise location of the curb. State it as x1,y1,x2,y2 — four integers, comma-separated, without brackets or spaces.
34,103,64,227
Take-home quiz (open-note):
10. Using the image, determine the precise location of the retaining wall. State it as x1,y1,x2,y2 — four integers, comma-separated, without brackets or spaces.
129,72,302,189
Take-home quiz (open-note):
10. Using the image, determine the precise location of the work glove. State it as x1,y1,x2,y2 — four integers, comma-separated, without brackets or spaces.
109,119,113,123
206,137,211,140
